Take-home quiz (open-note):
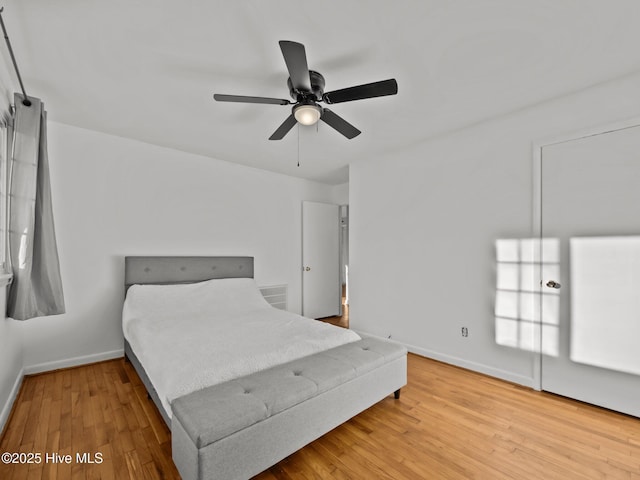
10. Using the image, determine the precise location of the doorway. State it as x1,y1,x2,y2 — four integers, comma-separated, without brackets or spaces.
537,119,640,417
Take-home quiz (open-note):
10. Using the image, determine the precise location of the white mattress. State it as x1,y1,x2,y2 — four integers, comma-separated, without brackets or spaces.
123,277,360,417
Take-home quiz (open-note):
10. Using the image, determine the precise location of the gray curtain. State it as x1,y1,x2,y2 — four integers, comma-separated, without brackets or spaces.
7,93,64,320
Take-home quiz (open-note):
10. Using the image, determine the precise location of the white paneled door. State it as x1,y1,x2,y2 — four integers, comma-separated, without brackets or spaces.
302,201,340,319
539,122,640,417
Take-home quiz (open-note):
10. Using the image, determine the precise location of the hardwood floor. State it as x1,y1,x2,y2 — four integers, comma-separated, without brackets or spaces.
319,287,349,328
320,303,349,329
2,353,640,479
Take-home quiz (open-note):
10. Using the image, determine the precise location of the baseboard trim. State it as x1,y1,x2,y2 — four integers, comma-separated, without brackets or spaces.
0,367,24,436
2,349,126,434
354,330,536,389
24,349,125,375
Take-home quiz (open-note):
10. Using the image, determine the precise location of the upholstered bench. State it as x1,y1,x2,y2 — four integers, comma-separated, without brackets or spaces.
171,336,407,480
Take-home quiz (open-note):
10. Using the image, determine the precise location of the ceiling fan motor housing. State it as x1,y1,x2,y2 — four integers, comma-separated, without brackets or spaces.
288,70,325,102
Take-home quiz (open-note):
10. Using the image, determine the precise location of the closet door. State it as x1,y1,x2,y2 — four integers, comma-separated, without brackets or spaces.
540,123,640,417
302,201,340,319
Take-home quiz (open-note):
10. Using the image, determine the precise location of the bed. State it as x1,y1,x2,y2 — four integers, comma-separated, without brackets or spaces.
123,256,407,480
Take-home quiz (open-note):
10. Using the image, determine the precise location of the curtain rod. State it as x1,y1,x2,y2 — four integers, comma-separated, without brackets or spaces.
0,7,31,107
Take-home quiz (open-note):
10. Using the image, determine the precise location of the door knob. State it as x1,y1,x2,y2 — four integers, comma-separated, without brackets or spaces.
304,266,311,272
546,280,561,289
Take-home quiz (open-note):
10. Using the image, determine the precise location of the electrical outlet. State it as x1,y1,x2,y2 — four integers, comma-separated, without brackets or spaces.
461,327,469,337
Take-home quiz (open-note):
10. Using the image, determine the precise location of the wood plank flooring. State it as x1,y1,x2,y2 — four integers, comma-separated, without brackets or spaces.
2,352,640,479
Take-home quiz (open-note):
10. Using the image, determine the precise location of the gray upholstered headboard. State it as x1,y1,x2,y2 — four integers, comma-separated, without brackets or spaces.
124,256,254,291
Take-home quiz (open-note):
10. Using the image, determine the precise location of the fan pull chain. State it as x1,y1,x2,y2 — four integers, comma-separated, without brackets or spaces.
297,124,300,167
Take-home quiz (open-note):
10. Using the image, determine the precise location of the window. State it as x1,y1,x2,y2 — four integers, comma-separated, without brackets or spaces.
0,115,9,274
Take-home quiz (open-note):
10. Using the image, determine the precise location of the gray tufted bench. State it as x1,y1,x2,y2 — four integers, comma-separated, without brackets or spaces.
170,336,407,480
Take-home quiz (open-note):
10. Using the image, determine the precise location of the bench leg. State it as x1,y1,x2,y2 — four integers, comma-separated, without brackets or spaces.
394,389,401,399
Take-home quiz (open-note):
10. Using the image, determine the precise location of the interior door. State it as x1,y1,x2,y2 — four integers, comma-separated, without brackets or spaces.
302,201,340,319
540,123,640,417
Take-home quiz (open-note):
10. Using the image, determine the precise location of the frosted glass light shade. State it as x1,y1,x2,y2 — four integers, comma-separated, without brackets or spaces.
294,104,322,125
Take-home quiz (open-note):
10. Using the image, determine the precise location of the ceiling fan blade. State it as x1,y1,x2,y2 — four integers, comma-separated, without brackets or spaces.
214,94,291,105
320,109,361,139
322,79,398,104
269,114,297,140
279,41,311,93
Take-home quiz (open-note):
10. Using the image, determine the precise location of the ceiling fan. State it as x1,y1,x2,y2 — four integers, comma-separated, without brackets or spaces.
213,40,398,140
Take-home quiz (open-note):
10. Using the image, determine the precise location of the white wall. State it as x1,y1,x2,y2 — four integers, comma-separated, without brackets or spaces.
0,288,23,431
0,47,12,115
349,71,640,387
16,122,335,372
331,182,349,206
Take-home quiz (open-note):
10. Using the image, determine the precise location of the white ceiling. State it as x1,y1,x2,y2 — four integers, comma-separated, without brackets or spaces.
2,0,639,184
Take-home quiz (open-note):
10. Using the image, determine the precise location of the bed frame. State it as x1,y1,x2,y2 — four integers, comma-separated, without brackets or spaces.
123,255,407,479
124,256,255,426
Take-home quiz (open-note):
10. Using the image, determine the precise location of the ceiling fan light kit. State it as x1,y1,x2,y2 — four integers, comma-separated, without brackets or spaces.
214,40,398,140
293,102,322,125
